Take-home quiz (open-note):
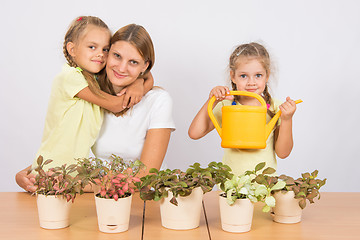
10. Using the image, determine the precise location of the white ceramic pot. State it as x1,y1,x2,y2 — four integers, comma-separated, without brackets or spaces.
160,187,203,230
36,194,72,229
94,194,132,233
219,195,254,233
272,191,302,224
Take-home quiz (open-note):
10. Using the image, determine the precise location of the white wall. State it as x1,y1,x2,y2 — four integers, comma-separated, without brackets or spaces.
1,0,359,192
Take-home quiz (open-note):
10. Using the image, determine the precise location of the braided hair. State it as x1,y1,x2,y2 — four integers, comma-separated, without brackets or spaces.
63,16,110,97
229,42,275,119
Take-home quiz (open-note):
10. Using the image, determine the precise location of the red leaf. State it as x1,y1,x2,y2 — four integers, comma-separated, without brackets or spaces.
123,183,129,192
117,174,125,179
132,177,141,182
112,179,120,184
100,189,106,197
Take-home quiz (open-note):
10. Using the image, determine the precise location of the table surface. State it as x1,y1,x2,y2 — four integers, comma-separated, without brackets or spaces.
1,191,359,240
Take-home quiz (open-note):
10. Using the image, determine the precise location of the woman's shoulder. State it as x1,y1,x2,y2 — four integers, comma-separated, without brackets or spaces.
144,87,172,102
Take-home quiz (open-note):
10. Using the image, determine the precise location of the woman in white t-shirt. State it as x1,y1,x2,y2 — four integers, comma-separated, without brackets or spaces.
92,24,175,172
16,24,175,191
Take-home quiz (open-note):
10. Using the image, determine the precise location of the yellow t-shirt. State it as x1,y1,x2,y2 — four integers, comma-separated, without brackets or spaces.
32,64,103,170
213,98,282,176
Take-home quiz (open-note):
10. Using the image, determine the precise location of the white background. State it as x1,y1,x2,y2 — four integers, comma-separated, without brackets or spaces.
1,0,359,192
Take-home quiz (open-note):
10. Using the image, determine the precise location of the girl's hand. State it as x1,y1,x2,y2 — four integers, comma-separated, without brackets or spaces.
118,78,145,108
279,97,297,121
15,168,36,193
209,86,233,101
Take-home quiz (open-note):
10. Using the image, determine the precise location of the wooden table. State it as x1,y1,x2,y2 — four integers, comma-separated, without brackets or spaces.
0,191,359,240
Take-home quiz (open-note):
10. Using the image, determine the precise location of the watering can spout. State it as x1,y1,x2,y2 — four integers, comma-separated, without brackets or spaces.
265,111,281,140
265,99,303,140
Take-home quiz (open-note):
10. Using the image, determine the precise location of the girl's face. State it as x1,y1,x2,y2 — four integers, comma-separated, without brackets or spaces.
231,57,269,97
68,25,111,74
106,41,149,93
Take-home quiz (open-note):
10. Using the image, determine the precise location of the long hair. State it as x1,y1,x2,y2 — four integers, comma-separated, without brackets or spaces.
229,42,275,119
98,24,155,116
63,16,110,97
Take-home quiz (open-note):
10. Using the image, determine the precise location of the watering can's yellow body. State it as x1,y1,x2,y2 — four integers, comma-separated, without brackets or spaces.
208,91,302,149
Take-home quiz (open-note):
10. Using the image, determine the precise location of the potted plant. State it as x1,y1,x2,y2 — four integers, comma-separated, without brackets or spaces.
140,161,232,230
29,155,82,229
77,155,145,233
270,170,327,224
219,162,286,233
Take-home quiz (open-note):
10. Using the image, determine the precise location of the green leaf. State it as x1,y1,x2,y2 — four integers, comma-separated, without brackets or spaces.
255,162,266,172
270,180,286,191
179,181,188,188
90,168,101,178
262,167,276,175
296,192,306,198
320,179,327,187
302,173,310,179
254,185,268,196
262,205,271,212
37,156,44,166
43,159,53,166
311,170,319,178
149,168,159,174
265,195,275,207
170,196,178,206
299,198,306,209
255,175,267,185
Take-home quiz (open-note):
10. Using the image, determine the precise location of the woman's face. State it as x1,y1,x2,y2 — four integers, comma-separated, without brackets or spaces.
106,40,149,93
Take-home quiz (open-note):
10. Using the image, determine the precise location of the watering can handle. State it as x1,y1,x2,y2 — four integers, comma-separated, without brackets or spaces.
207,91,267,137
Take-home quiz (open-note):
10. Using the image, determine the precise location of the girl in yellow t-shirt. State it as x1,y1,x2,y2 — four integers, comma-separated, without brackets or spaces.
19,16,153,180
188,42,298,176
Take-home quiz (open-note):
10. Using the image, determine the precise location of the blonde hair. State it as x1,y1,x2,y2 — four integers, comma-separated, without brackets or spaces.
229,42,275,118
63,16,110,97
98,24,155,116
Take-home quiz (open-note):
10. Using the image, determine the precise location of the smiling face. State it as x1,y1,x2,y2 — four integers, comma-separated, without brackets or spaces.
67,25,111,74
106,40,149,93
231,57,269,104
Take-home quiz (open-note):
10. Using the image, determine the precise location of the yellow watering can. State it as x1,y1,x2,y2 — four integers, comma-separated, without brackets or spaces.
207,91,302,149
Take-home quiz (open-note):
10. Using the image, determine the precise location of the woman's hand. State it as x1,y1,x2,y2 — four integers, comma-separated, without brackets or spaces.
119,78,145,108
279,97,297,121
15,166,36,193
209,86,233,102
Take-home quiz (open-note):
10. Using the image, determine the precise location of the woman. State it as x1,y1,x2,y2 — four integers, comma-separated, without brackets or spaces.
15,24,175,192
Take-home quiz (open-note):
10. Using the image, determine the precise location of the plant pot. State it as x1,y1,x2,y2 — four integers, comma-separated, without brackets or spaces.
159,187,203,230
94,194,132,233
219,194,254,232
272,191,302,224
36,194,72,229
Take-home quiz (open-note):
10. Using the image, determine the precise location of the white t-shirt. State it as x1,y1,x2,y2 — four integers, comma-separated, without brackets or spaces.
92,88,175,162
